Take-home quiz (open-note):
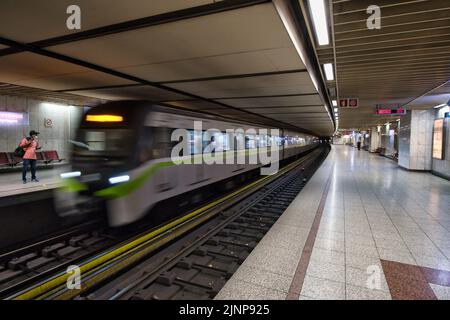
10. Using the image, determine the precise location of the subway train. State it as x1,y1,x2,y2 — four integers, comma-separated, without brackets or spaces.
55,101,319,227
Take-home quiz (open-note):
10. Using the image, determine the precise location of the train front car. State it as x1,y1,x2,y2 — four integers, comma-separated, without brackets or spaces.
55,101,145,226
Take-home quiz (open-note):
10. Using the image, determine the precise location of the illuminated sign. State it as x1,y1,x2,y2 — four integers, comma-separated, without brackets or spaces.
86,114,123,122
339,98,358,108
0,111,29,125
375,108,406,115
432,119,445,160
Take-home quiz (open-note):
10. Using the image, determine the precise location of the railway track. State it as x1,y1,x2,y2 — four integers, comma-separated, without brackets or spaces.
2,145,329,300
0,220,117,297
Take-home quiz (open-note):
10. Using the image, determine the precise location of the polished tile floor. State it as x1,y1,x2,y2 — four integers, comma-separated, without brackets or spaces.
217,145,450,300
304,145,450,300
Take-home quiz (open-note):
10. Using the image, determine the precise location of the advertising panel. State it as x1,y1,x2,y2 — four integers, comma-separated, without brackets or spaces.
432,119,445,160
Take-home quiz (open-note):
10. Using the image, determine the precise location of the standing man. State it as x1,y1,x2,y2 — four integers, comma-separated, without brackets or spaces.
357,132,362,151
20,130,41,183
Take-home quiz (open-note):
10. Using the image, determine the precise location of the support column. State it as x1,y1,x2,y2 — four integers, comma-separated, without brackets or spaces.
398,110,434,170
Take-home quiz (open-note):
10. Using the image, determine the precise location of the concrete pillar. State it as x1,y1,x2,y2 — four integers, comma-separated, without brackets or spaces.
369,127,380,152
398,109,434,171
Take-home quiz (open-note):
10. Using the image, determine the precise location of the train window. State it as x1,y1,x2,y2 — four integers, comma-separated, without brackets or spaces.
235,132,245,150
188,130,202,155
151,127,175,159
85,131,105,151
138,127,176,163
245,135,256,149
81,129,134,153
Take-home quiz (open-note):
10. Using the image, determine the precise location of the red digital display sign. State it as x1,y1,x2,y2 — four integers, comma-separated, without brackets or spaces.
375,108,406,115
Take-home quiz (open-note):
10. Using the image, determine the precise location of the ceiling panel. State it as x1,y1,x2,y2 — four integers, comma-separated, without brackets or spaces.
48,4,296,78
117,47,305,83
166,72,316,98
218,95,324,108
247,106,328,114
65,85,190,101
0,0,211,43
0,52,135,90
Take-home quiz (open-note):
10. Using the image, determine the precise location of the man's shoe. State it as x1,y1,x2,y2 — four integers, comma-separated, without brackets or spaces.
32,178,39,183
23,180,27,184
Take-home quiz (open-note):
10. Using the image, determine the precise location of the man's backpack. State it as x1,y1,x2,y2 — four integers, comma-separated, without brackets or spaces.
14,139,28,158
14,145,25,158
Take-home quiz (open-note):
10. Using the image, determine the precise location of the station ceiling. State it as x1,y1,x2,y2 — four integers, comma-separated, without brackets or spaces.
0,0,335,136
317,0,450,129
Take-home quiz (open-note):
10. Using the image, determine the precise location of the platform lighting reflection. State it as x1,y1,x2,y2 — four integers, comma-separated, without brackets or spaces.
60,171,81,179
324,63,334,81
308,0,329,45
86,115,123,122
109,175,130,184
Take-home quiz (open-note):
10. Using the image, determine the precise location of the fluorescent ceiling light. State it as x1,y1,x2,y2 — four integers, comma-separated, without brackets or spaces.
60,171,81,179
433,104,447,109
309,0,330,46
324,63,334,81
332,100,337,107
334,108,338,112
109,175,130,184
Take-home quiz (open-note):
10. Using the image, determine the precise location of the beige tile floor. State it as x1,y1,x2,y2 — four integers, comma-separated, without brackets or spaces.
216,145,450,300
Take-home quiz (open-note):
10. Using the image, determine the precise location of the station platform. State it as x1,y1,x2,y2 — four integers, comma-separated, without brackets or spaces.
0,166,66,198
216,145,450,300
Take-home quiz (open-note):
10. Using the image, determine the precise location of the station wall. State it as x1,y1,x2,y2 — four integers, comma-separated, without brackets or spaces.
0,95,84,160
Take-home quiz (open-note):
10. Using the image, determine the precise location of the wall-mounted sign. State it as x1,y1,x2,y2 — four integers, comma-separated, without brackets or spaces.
432,119,445,160
44,118,53,127
375,108,406,115
0,111,29,125
376,103,401,109
339,98,358,108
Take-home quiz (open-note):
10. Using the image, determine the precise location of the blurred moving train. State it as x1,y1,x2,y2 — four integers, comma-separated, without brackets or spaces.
56,101,319,227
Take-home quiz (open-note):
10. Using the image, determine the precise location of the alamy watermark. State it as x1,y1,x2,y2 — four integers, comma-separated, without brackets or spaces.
366,265,382,290
170,121,281,175
66,265,81,290
367,5,381,30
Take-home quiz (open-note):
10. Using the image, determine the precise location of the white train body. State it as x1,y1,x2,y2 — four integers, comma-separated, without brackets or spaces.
56,101,318,226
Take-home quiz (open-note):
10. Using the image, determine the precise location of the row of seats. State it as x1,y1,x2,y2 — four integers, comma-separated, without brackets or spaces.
0,150,65,167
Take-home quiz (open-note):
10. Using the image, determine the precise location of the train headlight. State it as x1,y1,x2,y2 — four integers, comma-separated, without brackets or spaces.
60,171,81,179
109,175,130,184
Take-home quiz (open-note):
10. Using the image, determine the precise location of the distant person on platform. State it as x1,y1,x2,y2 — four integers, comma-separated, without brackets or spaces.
20,130,41,184
357,133,362,151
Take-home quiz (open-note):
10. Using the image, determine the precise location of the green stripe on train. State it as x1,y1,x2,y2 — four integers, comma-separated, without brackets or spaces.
94,161,174,199
61,178,88,192
71,146,305,200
